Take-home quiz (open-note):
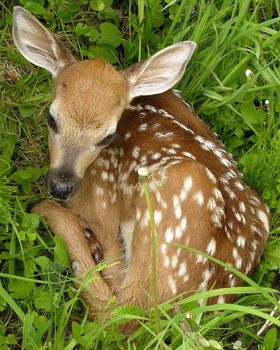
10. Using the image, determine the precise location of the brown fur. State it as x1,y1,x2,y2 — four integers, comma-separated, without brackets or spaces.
33,91,270,334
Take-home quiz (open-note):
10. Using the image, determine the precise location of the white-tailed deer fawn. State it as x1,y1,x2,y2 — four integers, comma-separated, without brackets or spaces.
13,6,270,333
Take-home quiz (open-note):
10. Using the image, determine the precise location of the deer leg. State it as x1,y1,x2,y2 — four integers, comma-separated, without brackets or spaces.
32,200,114,315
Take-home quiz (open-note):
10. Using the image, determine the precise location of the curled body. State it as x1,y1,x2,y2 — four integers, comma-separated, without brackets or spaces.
13,6,270,333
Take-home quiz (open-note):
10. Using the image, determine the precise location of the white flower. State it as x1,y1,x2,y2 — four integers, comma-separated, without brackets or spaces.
265,99,270,105
245,69,253,77
233,340,242,349
138,167,149,177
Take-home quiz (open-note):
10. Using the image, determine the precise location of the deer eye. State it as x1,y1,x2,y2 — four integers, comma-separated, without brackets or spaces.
96,133,116,147
46,112,58,133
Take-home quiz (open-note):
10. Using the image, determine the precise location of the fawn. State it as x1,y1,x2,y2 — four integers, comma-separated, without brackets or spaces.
13,6,270,333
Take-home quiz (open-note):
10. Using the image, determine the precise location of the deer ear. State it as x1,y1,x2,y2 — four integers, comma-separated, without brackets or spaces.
12,6,75,77
124,41,196,100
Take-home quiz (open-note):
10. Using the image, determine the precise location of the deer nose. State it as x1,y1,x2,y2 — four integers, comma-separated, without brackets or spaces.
47,169,81,200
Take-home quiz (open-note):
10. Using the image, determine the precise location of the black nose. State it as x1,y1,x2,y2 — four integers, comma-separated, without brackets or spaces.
47,169,81,200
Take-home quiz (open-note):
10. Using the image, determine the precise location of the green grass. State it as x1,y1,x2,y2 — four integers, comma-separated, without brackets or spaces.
0,0,279,349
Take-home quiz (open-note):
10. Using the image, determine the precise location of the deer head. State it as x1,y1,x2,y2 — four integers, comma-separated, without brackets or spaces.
13,6,196,200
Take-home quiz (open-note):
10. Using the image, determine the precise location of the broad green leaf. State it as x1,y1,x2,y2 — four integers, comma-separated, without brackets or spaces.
8,279,34,299
19,230,26,241
75,24,99,42
88,45,118,64
18,105,36,119
56,3,80,21
27,231,37,242
98,23,122,48
22,213,40,231
99,7,118,21
263,327,277,350
240,103,265,125
90,0,112,11
21,1,46,16
34,292,52,312
122,40,138,60
72,321,81,339
24,259,37,277
35,256,51,270
264,241,280,270
149,3,164,28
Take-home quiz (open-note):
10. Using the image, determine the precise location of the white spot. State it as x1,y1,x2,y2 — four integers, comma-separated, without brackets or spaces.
101,201,107,209
229,273,235,287
163,256,170,268
165,227,174,243
205,168,217,184
239,202,246,213
155,132,175,139
220,157,231,167
166,148,177,155
179,217,187,231
237,236,246,248
180,176,193,201
257,209,270,233
173,195,182,219
193,191,204,206
152,152,161,160
245,262,252,275
212,187,223,201
206,239,216,256
140,209,149,228
168,276,177,295
204,140,216,150
234,212,245,225
172,255,178,268
224,186,237,199
132,146,140,159
207,198,216,211
195,135,205,144
160,244,167,255
232,248,242,269
213,149,223,159
220,177,229,185
108,173,115,183
182,151,196,160
154,210,162,225
225,170,237,180
175,226,183,239
178,262,187,277
155,191,167,209
124,132,131,140
95,186,103,196
196,255,208,264
138,123,148,132
183,275,189,283
235,181,244,191
101,171,108,182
